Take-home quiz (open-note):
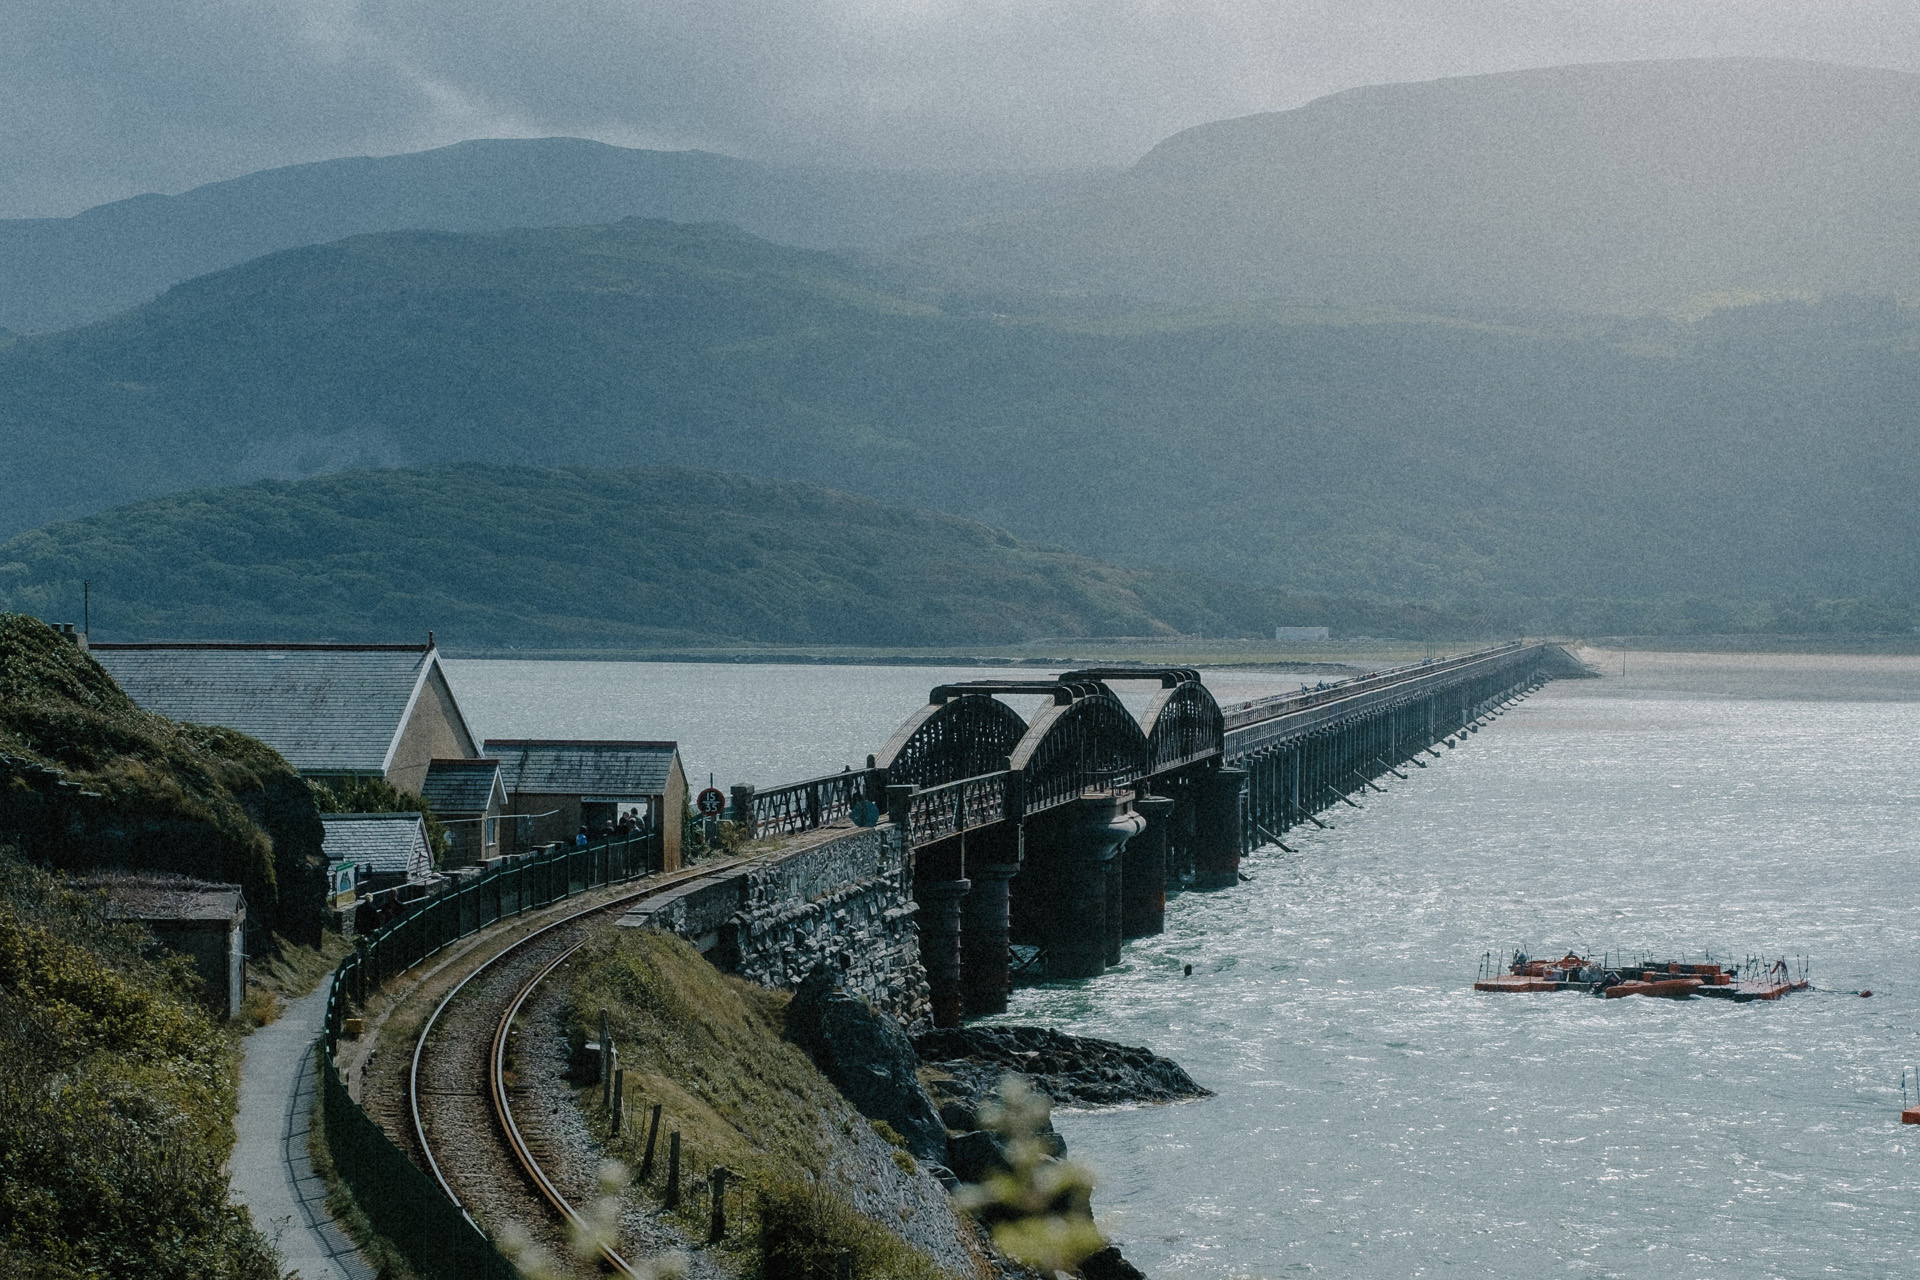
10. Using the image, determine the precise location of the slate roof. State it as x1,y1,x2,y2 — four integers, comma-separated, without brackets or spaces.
90,642,469,775
485,740,680,797
87,874,245,923
421,758,504,813
321,813,432,878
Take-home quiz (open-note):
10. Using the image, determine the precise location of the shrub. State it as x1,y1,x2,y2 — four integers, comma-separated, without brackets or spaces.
0,849,279,1279
758,1177,947,1280
0,613,326,943
309,775,449,861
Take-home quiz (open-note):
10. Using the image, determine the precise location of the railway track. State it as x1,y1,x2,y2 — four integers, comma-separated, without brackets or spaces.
406,856,756,1277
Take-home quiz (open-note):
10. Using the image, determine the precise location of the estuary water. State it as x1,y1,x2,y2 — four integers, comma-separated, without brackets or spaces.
1015,652,1920,1280
443,652,1920,1278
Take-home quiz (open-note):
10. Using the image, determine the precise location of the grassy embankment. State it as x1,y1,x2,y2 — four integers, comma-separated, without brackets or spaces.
562,928,968,1280
0,849,280,1280
0,613,349,1273
0,613,327,944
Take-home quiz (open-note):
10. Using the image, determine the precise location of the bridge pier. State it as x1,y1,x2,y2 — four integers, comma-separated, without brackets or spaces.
857,644,1568,1008
1192,767,1247,889
960,823,1022,1016
1019,791,1143,980
1104,813,1128,966
1166,784,1197,887
1122,794,1174,937
915,877,971,1028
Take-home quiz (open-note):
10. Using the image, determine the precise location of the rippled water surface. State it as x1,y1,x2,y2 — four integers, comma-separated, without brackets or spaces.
445,651,1920,1277
1012,653,1920,1279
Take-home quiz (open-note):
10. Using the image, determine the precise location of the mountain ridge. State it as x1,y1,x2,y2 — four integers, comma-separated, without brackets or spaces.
902,58,1920,316
0,136,1107,332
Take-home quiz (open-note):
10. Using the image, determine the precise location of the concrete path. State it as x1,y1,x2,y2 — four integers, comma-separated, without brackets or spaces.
231,977,376,1280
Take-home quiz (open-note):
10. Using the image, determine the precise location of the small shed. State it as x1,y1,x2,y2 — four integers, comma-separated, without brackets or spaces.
321,813,434,890
90,874,247,1020
485,739,687,870
421,758,508,865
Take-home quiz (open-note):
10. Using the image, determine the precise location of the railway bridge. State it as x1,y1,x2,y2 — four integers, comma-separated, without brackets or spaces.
731,641,1582,1026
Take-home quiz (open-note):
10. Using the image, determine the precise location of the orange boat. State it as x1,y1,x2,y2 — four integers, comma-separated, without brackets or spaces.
1603,976,1704,999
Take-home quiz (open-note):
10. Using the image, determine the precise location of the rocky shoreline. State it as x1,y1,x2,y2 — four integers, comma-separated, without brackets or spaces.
914,1024,1213,1116
782,972,1206,1280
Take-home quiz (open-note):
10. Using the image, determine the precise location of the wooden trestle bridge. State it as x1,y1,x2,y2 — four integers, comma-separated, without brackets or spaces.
727,641,1582,1026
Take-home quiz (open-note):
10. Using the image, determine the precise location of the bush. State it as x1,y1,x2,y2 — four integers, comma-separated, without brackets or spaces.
0,613,326,944
309,775,449,861
758,1178,947,1280
0,848,279,1279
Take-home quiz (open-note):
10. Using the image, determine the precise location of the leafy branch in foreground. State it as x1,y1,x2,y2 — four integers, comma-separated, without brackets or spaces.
956,1077,1106,1274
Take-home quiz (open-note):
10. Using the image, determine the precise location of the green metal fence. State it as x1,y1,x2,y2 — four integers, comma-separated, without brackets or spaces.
320,832,658,1280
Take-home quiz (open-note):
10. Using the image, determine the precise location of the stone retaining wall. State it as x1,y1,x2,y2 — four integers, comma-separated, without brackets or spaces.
618,822,929,1028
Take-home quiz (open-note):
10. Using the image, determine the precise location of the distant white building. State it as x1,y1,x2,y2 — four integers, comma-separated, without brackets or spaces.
1274,626,1331,642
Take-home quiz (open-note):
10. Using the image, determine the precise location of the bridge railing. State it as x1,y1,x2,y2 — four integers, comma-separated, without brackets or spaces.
742,767,885,838
737,642,1549,849
318,829,657,1280
1220,641,1526,731
1223,642,1550,758
897,771,1018,846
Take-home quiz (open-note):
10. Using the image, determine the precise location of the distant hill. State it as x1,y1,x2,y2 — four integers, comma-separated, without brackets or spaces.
906,59,1920,316
0,466,1465,647
2,217,1917,630
0,136,1105,332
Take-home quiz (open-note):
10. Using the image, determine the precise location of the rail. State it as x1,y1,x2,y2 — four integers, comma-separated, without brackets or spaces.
320,830,661,1280
737,641,1553,851
1219,641,1527,731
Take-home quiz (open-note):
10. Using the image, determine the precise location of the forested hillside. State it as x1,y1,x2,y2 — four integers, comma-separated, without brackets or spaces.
0,466,1473,647
2,218,1916,632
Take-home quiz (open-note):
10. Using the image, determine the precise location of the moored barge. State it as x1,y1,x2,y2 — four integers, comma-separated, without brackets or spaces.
1475,950,1809,1001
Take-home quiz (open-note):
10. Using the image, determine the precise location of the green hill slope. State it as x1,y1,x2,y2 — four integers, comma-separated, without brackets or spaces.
2,218,1918,628
0,136,1103,332
0,466,1459,647
906,59,1920,316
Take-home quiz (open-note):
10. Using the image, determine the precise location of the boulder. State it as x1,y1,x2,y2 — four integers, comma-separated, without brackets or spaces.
944,1129,1011,1184
785,965,947,1164
914,1024,1210,1109
1080,1245,1146,1280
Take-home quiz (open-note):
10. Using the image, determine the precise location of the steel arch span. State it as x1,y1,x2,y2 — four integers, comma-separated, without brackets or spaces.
875,692,1029,790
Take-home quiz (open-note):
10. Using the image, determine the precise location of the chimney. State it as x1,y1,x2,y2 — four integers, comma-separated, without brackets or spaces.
56,623,87,650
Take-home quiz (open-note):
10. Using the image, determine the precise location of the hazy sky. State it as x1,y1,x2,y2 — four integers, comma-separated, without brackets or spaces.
8,0,1920,218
